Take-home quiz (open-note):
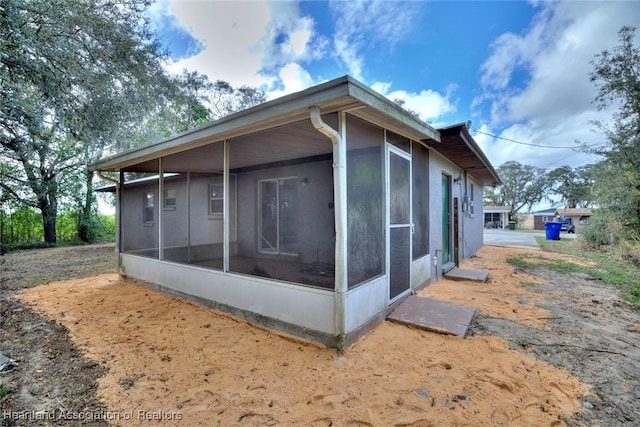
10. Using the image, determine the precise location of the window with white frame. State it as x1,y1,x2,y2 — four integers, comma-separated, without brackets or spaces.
164,188,176,209
209,183,224,216
469,183,475,216
143,192,154,224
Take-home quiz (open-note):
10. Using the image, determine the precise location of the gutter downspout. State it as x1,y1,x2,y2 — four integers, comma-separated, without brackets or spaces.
309,106,347,349
96,171,121,271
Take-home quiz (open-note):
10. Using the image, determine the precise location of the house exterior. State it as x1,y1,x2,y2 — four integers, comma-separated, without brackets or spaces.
483,205,511,229
91,76,501,350
555,208,592,231
533,208,558,230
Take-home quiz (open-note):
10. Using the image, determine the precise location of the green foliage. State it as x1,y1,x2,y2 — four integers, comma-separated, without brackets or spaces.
0,0,169,243
483,161,552,217
547,164,595,209
0,205,42,244
579,215,612,248
1,205,115,247
588,26,640,241
0,0,267,246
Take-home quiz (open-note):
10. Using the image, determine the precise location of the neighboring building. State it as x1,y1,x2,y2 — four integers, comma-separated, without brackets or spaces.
555,208,592,231
91,76,501,350
518,213,534,229
533,208,558,230
483,205,511,229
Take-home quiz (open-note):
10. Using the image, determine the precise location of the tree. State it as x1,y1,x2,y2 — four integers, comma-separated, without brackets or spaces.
548,164,595,209
208,80,267,120
0,0,168,243
483,161,552,219
1,0,268,244
589,25,640,238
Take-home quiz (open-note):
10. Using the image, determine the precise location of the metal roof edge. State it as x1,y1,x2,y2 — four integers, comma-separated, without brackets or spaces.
90,76,355,171
441,122,502,186
344,77,441,142
90,75,443,172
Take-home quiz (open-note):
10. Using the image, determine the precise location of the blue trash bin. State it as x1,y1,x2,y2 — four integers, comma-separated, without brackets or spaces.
544,222,561,240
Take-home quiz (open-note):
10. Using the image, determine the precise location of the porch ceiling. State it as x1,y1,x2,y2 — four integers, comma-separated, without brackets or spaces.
124,119,334,173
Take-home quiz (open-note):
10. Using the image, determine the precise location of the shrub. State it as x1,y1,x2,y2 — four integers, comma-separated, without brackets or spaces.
580,217,612,248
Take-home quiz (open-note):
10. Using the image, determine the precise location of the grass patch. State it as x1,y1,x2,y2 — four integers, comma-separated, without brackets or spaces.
511,237,640,308
517,281,540,288
1,243,116,290
506,255,534,269
0,382,9,397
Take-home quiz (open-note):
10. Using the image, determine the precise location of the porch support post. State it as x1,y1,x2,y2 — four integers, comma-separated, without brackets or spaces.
96,170,121,271
310,106,347,345
223,139,230,272
187,172,191,263
158,157,164,260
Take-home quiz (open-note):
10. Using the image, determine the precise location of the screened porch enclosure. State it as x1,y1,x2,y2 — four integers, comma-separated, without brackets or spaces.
119,117,339,290
93,75,503,349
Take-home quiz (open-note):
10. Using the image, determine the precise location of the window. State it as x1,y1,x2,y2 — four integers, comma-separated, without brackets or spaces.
259,177,298,255
484,212,501,228
412,141,429,260
144,192,154,224
209,183,223,216
469,183,475,216
164,188,176,209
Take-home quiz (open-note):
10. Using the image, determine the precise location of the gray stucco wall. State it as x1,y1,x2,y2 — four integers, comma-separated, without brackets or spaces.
235,159,335,264
120,173,238,262
460,174,484,258
428,150,486,275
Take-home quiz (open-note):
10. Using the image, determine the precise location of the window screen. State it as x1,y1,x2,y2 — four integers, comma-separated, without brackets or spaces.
412,141,429,259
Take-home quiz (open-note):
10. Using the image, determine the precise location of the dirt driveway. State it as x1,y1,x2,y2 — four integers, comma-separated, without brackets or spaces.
1,244,639,426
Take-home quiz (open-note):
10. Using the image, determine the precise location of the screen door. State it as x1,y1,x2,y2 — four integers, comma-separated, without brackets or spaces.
388,146,412,301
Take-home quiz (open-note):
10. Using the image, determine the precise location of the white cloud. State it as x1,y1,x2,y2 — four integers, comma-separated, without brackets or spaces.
266,62,316,100
162,0,271,87
154,0,327,95
259,2,328,72
372,81,457,123
329,0,422,81
473,114,604,173
475,1,640,169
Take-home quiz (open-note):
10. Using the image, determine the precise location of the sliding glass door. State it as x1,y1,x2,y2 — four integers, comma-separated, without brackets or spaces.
259,177,298,255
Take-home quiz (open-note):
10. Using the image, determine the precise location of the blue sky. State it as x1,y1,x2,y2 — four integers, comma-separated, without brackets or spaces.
147,0,640,172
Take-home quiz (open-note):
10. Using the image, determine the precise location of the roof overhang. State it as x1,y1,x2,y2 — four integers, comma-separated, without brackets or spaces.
90,75,440,172
426,123,502,186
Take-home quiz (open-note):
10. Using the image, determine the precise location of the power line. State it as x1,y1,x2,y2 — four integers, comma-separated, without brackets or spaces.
471,127,600,150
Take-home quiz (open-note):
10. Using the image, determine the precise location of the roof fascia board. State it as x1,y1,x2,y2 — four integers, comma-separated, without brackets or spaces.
443,125,501,186
90,75,442,172
346,78,440,142
90,78,354,171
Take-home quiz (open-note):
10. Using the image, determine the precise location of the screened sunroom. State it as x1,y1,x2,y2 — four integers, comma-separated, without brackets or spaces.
92,76,499,349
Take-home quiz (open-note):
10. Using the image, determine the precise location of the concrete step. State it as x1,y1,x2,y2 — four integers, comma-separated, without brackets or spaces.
388,295,476,337
444,268,489,282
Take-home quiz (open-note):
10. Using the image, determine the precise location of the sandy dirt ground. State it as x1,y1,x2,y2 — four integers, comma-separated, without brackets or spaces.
12,245,599,426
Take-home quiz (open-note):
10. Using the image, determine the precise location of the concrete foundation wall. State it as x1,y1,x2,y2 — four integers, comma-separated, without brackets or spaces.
120,253,336,335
